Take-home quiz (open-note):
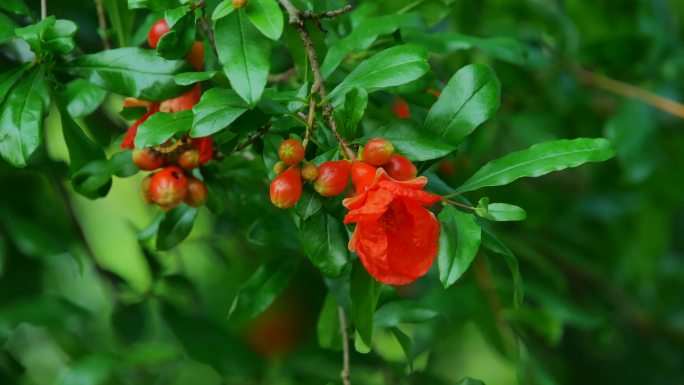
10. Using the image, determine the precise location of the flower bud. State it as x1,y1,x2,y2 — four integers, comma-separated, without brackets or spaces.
270,167,302,209
149,166,188,210
301,162,318,181
361,138,394,166
313,160,351,197
384,154,417,181
278,138,305,166
351,161,378,194
184,178,208,207
178,149,200,170
273,161,288,175
132,148,165,171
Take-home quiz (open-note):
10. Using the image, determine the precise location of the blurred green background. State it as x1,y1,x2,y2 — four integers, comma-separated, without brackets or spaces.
1,0,684,384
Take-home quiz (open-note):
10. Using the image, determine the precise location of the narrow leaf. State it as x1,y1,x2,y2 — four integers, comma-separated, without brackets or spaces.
246,0,283,40
456,138,616,194
156,204,198,250
135,110,193,148
350,260,381,353
191,88,248,137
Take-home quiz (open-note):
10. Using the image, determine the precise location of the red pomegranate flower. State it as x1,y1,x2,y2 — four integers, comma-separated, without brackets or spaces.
343,169,441,285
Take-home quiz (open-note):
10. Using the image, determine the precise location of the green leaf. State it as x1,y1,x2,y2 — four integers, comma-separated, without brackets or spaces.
70,160,113,198
72,47,192,101
294,187,322,220
55,92,110,198
374,301,438,328
424,64,500,146
317,293,342,350
0,12,18,44
63,79,107,118
474,198,527,222
103,0,134,47
135,110,193,148
437,206,482,289
481,226,523,307
246,0,283,40
405,31,526,64
299,210,349,278
191,88,248,137
14,17,54,55
42,19,78,54
157,9,195,60
215,11,270,106
334,87,368,140
0,0,30,14
389,327,413,370
0,64,29,105
212,0,234,20
128,0,179,11
110,149,138,177
228,257,300,320
359,120,455,162
350,260,381,353
174,71,217,85
156,204,199,250
320,13,423,77
327,45,430,101
0,67,50,167
455,138,616,194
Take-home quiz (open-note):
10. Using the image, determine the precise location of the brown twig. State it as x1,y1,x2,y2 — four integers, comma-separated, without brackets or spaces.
337,306,352,385
574,68,684,119
302,97,316,148
41,0,47,19
233,124,271,152
93,0,111,49
277,0,357,160
197,3,218,59
268,67,299,83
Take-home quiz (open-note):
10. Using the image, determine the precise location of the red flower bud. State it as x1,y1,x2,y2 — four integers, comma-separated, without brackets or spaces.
362,138,394,166
314,160,351,197
232,0,248,8
178,149,200,170
184,178,208,207
384,154,417,181
270,167,302,209
148,19,170,49
301,162,318,181
392,98,410,119
132,148,165,171
278,139,305,166
351,161,378,194
149,166,188,210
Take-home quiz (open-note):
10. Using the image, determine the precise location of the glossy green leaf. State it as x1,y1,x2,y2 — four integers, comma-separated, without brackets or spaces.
211,0,234,20
405,31,526,64
0,67,50,167
156,204,199,250
135,110,193,148
294,187,322,220
14,17,54,55
359,120,455,161
109,149,138,177
157,9,195,60
0,65,29,105
0,0,29,14
374,301,438,328
191,88,248,137
70,160,113,198
299,210,349,277
327,45,430,101
215,11,270,106
317,293,342,350
72,47,192,101
350,260,381,353
42,19,78,54
474,198,527,222
425,64,501,146
437,206,481,288
228,257,300,320
63,79,108,118
174,71,217,85
335,87,368,140
455,138,616,194
389,327,413,370
246,0,283,41
321,13,423,77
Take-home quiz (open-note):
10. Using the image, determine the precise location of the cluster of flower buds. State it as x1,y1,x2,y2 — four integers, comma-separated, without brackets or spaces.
118,19,213,211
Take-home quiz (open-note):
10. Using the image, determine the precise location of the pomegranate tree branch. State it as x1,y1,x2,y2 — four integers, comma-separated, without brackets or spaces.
93,0,111,49
277,0,357,160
